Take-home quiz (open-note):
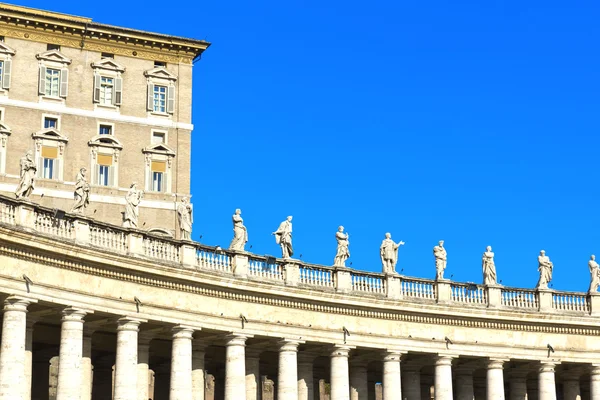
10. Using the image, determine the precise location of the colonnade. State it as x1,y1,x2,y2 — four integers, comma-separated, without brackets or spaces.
0,295,599,400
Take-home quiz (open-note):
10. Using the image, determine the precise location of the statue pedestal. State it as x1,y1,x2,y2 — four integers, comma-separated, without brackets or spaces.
486,284,502,307
537,288,554,312
334,267,352,293
385,273,402,300
589,292,600,316
436,279,451,304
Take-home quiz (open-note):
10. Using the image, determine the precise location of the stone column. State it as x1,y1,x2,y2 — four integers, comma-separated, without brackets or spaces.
225,334,250,400
538,362,557,400
193,341,207,400
590,364,600,400
487,359,506,400
298,353,316,400
170,326,195,400
330,345,352,400
278,340,300,400
434,355,454,400
349,361,368,400
562,372,580,400
246,349,261,400
24,319,36,400
81,329,94,400
455,367,474,400
114,317,143,400
0,297,35,400
56,307,89,400
402,366,421,400
137,335,152,400
508,370,528,400
382,351,402,400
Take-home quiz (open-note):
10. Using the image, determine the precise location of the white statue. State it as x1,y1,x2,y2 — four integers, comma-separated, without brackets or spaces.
177,197,193,240
589,255,600,293
380,233,404,274
433,240,447,280
333,226,350,267
536,250,553,290
272,216,293,259
482,246,497,285
229,209,248,251
123,182,143,228
70,168,90,214
15,150,36,199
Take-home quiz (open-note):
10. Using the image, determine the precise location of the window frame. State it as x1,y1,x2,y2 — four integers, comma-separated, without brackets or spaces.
36,50,71,102
91,58,125,109
32,128,68,182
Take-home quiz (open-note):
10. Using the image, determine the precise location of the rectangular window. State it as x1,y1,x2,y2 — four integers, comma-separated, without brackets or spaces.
45,68,60,97
41,146,58,179
153,85,167,113
151,160,166,192
99,76,114,105
99,125,112,135
101,52,114,59
152,132,165,144
98,165,109,186
44,117,58,129
47,43,60,51
96,154,113,186
154,61,166,67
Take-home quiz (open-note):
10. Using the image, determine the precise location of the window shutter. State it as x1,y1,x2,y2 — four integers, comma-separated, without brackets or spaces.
59,68,69,98
147,83,154,111
108,166,115,187
38,66,46,95
2,59,11,89
167,85,176,114
54,158,61,180
114,76,123,106
37,156,43,178
93,74,101,103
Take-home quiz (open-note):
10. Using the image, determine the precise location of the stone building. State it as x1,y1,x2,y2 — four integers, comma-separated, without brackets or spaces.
0,3,208,236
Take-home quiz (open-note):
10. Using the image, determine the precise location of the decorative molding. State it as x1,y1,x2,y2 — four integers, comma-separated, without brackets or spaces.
32,127,68,143
35,49,71,64
144,67,177,82
91,58,125,73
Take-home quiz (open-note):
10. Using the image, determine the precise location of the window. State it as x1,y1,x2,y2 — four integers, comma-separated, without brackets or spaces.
0,42,13,91
143,144,175,193
153,85,167,113
101,52,114,59
47,44,61,51
152,131,165,144
44,117,58,129
151,160,166,192
99,77,113,105
96,153,114,186
45,68,61,97
93,73,123,106
154,61,166,67
40,146,58,179
99,125,112,135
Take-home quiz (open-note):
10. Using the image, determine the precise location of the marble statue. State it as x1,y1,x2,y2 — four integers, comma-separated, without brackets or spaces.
536,250,553,290
482,246,497,285
70,168,90,214
433,240,447,280
229,209,248,251
177,197,193,240
589,255,600,293
380,233,404,274
273,216,293,259
123,183,143,228
333,226,350,267
15,150,36,199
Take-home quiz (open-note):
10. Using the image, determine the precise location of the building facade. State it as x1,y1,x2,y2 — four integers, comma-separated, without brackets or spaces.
0,4,208,236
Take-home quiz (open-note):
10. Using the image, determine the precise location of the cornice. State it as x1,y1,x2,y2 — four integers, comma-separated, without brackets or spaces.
0,227,598,338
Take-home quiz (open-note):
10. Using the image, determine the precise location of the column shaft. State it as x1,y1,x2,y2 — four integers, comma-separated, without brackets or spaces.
350,364,368,400
24,320,35,400
114,318,142,400
487,360,506,400
434,356,454,400
193,343,206,400
591,365,600,400
538,362,556,400
278,340,300,400
137,339,151,400
382,352,402,400
56,307,88,400
81,332,93,400
330,346,351,400
0,297,33,400
170,326,195,400
225,334,249,400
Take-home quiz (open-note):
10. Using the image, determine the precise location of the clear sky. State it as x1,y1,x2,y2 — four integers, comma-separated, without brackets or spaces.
16,0,600,292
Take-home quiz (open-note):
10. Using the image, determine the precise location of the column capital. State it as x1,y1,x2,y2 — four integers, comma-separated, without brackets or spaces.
3,295,37,312
117,316,146,332
330,344,354,358
278,339,303,352
539,361,559,373
435,354,456,366
591,364,600,376
487,358,509,369
383,350,406,362
61,307,91,322
172,325,195,339
224,332,253,346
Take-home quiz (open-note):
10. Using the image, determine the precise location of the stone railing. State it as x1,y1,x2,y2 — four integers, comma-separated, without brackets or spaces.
1,195,599,316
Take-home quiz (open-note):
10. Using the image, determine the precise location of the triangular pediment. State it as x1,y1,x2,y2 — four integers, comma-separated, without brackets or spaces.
88,135,123,149
32,128,68,142
0,42,15,56
35,50,71,64
91,58,125,73
142,143,176,156
144,67,177,81
0,122,11,134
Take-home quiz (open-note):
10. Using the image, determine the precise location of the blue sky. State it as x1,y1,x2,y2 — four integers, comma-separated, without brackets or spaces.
17,0,600,291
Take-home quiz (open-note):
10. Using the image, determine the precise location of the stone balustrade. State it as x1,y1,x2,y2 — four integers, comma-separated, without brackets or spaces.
1,194,599,318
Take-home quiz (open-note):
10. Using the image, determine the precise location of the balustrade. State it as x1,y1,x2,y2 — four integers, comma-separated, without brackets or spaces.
0,201,14,225
401,278,436,300
89,223,127,253
299,265,335,288
451,283,487,305
501,288,539,309
248,256,284,281
34,209,73,239
351,272,386,295
196,246,232,273
142,235,180,263
552,292,589,313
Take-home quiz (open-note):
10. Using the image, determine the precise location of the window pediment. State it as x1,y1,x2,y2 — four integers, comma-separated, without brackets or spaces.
88,135,123,150
91,58,125,73
0,43,15,57
142,143,176,156
144,67,177,82
32,128,68,143
36,50,71,65
0,122,11,135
